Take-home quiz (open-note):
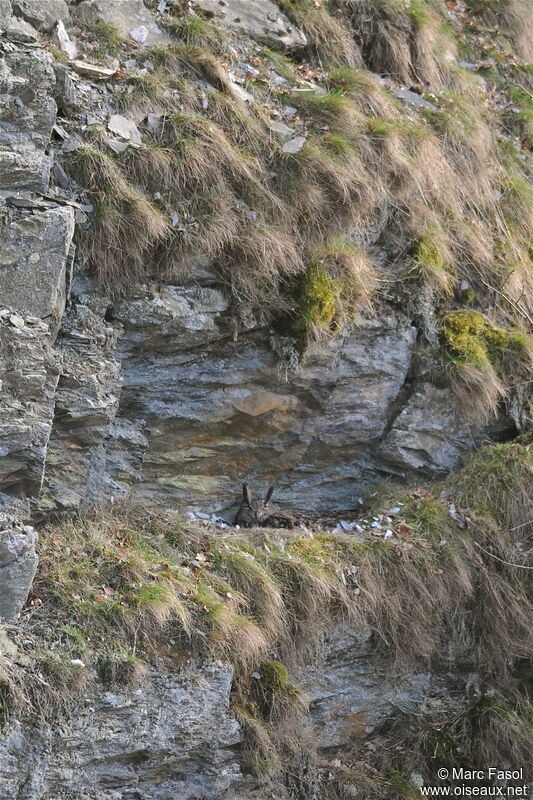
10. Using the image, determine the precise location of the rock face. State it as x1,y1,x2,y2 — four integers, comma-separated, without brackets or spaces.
12,0,69,32
0,0,500,521
104,297,421,512
305,628,431,748
0,50,57,193
0,3,526,798
0,662,251,800
0,312,60,498
0,206,75,320
0,512,37,621
194,0,307,50
378,383,475,474
74,0,172,47
0,258,484,515
0,636,455,799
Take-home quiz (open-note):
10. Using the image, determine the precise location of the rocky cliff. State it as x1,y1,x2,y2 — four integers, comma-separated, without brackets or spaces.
0,0,532,797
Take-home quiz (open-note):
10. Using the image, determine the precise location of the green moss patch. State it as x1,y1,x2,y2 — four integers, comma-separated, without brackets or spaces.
441,310,533,375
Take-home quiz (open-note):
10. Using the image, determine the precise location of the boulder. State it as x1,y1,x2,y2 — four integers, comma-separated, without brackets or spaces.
74,0,172,47
377,383,474,474
12,0,69,31
194,0,307,50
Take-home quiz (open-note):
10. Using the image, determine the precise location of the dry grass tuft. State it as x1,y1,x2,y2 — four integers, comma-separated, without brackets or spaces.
456,440,533,540
68,147,170,289
447,361,506,424
408,226,456,297
278,0,362,66
470,0,533,61
165,12,226,50
440,310,533,423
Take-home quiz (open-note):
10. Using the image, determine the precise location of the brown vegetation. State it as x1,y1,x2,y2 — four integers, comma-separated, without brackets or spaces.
64,0,532,359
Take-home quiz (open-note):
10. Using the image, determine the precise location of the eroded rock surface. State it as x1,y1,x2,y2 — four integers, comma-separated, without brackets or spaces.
0,639,457,798
0,313,60,497
0,206,74,320
304,628,431,748
0,0,502,520
0,50,57,193
12,0,69,32
378,383,475,474
0,511,37,621
0,662,254,800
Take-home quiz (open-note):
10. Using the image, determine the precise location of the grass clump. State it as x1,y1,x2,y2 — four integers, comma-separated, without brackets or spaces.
260,659,290,692
67,145,170,289
89,20,124,56
295,264,341,335
410,228,456,297
292,239,376,338
277,0,361,66
412,691,533,781
165,14,225,50
456,441,533,540
48,44,69,64
440,310,533,422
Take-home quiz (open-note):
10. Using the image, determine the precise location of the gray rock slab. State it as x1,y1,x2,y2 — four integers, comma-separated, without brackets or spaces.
304,627,431,747
0,663,252,799
12,0,69,31
377,383,475,473
0,314,59,497
0,0,12,24
40,303,123,512
113,307,416,511
0,513,38,621
0,206,74,320
74,0,172,46
194,0,307,50
390,86,437,112
0,50,57,192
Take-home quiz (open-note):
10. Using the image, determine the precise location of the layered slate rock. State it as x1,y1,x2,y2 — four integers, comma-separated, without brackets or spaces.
0,202,74,500
0,663,254,800
0,313,60,497
304,627,431,747
0,623,467,797
0,50,57,193
377,383,475,474
0,206,74,320
0,511,38,621
40,300,123,512
111,291,417,512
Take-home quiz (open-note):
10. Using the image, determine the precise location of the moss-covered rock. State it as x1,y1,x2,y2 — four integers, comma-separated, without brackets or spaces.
441,310,533,378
